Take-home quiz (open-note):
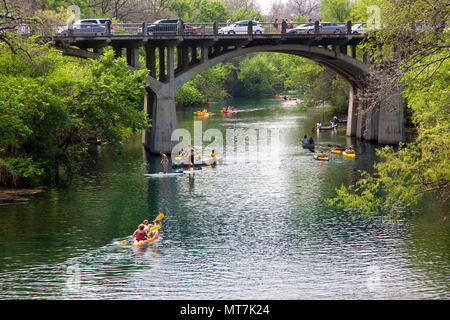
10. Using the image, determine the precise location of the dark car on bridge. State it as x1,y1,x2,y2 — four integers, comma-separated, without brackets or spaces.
145,19,197,35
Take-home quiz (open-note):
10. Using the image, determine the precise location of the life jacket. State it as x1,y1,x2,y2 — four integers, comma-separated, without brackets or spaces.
211,151,216,157
135,229,146,241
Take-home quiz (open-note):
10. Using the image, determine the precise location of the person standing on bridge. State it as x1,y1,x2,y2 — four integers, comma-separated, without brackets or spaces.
289,18,294,29
273,19,279,33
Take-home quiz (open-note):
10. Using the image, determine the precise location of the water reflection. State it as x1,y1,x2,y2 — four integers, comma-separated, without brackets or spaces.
0,98,448,299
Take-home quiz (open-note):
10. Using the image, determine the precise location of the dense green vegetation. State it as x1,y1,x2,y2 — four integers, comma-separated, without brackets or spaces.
0,38,148,186
328,0,449,220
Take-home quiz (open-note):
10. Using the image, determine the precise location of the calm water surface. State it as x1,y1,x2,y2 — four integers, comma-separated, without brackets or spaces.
0,98,448,299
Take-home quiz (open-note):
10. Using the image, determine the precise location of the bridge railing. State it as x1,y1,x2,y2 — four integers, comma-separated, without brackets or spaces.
46,20,366,37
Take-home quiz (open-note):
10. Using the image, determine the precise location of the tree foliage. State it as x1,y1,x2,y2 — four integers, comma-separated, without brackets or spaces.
329,0,450,220
0,41,149,187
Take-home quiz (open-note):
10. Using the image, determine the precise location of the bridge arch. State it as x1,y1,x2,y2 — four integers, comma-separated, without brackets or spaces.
144,43,371,153
173,44,370,92
54,26,404,151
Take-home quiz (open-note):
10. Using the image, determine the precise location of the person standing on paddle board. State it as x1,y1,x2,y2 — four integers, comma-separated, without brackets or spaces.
160,152,169,173
189,146,195,167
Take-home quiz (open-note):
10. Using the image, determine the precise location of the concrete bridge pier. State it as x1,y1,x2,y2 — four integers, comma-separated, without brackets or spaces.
143,90,178,154
377,89,405,144
346,85,358,137
350,86,404,144
142,45,179,154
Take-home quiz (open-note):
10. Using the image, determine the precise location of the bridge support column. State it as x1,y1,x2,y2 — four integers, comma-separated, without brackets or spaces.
346,85,358,137
364,108,379,141
142,45,178,154
142,86,178,154
126,47,140,68
377,89,405,144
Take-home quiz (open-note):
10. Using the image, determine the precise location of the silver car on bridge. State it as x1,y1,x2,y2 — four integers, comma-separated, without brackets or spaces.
218,20,264,34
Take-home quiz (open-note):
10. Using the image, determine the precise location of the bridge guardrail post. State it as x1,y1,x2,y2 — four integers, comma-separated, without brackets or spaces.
68,23,73,36
142,22,147,35
177,20,184,36
248,20,253,35
105,21,111,36
213,21,218,36
347,20,352,34
314,21,320,34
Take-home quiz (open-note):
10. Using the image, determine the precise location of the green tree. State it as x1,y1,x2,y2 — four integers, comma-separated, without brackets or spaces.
0,40,149,187
229,7,263,22
236,54,281,97
320,0,351,21
198,0,228,22
328,0,450,220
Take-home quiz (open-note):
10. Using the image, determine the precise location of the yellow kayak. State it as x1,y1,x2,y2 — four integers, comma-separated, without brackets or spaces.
343,151,356,158
313,154,329,161
330,149,343,154
133,230,159,246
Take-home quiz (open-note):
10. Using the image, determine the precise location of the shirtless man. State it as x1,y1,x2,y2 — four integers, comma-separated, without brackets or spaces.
160,152,169,173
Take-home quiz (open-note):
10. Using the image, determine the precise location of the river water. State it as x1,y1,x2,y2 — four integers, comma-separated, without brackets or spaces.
0,98,448,300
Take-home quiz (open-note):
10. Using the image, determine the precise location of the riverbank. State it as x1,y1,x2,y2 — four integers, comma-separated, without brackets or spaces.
0,187,44,204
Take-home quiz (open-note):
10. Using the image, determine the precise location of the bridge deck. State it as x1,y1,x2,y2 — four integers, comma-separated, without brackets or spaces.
54,34,365,49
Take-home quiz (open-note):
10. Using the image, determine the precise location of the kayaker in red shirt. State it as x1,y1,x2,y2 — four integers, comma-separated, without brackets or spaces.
132,224,147,241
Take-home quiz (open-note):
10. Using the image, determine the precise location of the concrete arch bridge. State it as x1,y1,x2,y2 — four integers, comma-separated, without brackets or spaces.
54,21,404,153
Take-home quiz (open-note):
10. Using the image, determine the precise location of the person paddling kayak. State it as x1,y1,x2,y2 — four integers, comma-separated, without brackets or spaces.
344,146,355,154
132,224,147,241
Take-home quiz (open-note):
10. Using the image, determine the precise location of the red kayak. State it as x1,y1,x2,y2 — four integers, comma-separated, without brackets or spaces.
280,98,297,101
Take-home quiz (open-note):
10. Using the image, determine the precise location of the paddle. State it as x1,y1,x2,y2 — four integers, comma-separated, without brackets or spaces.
147,224,161,238
153,212,164,223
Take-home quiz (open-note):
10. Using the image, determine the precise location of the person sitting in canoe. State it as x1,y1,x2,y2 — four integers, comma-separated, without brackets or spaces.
332,116,339,124
132,224,147,242
344,146,355,154
308,136,314,145
316,122,322,129
302,135,309,144
211,149,217,162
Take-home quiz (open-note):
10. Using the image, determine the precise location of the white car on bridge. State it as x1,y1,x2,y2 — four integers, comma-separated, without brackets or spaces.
218,20,264,34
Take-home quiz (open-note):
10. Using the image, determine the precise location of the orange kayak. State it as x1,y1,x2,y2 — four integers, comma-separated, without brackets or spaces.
133,230,159,246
